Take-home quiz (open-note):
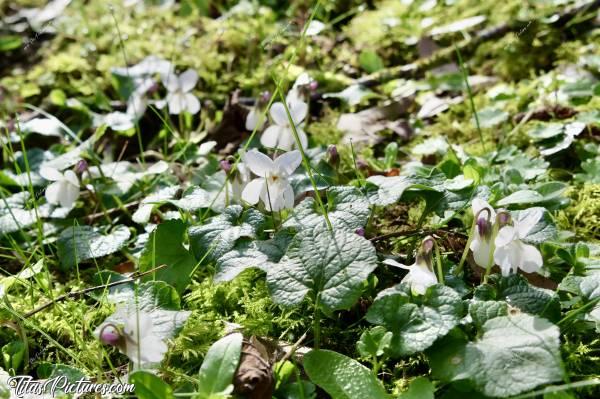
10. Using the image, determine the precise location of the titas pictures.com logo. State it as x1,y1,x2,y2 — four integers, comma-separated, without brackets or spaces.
7,375,135,398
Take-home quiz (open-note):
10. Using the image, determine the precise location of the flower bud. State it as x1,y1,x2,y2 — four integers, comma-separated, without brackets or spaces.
220,159,232,173
497,211,511,227
260,91,271,104
6,119,15,132
416,236,435,270
99,324,121,346
422,236,435,255
327,145,339,167
355,227,365,237
75,159,88,174
476,216,492,239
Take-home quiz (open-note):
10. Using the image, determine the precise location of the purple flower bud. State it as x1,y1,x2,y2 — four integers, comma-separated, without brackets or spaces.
220,159,232,173
355,227,365,237
260,91,271,104
328,144,338,157
99,325,120,346
309,80,318,92
476,216,492,238
497,211,511,227
75,159,88,174
327,144,339,166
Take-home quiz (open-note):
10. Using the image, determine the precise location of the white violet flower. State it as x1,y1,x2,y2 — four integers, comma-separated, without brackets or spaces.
100,311,168,366
122,312,168,365
241,149,301,211
261,98,308,151
469,198,496,269
40,166,80,208
161,69,201,115
494,208,544,276
383,237,438,295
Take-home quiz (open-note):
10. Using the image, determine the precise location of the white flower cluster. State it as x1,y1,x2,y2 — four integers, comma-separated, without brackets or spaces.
470,198,543,276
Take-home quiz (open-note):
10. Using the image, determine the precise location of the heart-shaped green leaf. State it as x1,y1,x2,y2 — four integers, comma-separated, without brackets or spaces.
130,371,174,399
267,224,377,313
214,232,291,282
189,205,265,260
429,314,565,397
57,225,131,269
366,284,465,356
139,220,197,293
284,186,370,232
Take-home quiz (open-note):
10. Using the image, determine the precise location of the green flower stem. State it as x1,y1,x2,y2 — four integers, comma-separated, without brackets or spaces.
372,358,382,378
455,222,476,276
433,240,445,285
274,82,333,231
108,5,145,164
350,140,365,188
455,44,485,153
313,295,322,349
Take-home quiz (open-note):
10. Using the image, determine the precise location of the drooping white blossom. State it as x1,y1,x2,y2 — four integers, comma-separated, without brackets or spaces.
383,238,438,295
40,166,80,208
241,149,301,211
494,209,544,276
286,72,314,104
97,311,169,367
121,311,168,366
469,198,496,269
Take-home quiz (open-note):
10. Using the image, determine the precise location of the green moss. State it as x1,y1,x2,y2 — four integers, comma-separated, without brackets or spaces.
184,269,305,339
557,184,600,241
167,312,223,372
1,282,115,375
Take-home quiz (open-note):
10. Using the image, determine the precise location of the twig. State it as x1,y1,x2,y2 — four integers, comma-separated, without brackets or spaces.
22,264,167,318
85,200,141,222
278,330,309,365
370,228,468,242
369,229,426,242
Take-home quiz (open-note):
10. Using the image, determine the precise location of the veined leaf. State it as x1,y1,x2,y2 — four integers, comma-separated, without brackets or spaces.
188,205,265,261
283,186,370,232
57,225,131,269
304,349,390,399
267,224,377,313
430,314,565,397
366,284,465,356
